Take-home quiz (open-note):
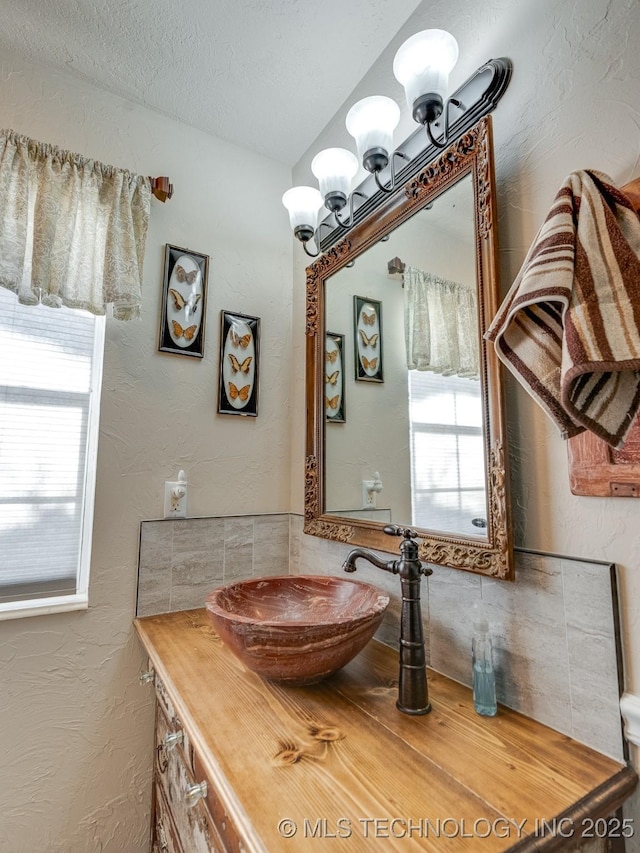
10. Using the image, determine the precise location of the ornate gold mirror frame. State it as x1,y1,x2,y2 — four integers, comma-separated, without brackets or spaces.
304,117,513,580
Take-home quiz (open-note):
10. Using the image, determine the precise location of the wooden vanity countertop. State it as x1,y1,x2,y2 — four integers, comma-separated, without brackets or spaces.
134,608,637,852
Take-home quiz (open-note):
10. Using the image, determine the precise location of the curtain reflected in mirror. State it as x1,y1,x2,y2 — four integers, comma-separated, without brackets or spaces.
324,175,489,539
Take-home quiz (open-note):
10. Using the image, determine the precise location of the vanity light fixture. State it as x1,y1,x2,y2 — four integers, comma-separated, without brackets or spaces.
282,29,512,256
311,147,359,214
393,28,461,149
311,147,367,233
345,95,411,196
281,185,324,253
345,97,398,176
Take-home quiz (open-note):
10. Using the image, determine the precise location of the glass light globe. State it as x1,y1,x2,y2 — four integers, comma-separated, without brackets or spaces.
311,148,359,205
393,29,459,111
345,96,400,169
282,186,323,235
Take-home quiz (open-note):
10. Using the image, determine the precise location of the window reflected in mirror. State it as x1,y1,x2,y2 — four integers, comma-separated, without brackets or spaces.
409,370,485,535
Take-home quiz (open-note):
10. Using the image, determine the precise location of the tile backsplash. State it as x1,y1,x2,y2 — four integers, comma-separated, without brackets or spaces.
137,513,290,617
137,512,625,762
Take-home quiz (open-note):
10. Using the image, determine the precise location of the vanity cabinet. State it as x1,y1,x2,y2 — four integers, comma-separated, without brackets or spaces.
137,609,637,853
150,668,243,853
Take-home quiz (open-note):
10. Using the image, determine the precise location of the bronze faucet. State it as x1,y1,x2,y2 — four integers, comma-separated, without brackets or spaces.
342,525,432,715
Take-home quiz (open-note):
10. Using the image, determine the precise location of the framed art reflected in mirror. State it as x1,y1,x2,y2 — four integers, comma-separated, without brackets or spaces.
304,117,513,580
354,296,383,382
325,332,346,423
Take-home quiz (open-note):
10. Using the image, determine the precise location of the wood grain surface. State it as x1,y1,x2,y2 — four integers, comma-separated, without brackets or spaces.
135,609,637,852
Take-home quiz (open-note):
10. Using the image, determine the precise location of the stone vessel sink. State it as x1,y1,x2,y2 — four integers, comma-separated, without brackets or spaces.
205,575,390,685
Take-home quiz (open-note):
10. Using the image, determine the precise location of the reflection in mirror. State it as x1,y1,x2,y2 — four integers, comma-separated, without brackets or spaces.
305,118,513,579
324,175,488,539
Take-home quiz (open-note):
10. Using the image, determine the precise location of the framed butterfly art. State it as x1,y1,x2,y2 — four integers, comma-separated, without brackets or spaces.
217,310,260,417
325,332,346,423
354,295,383,382
159,244,209,358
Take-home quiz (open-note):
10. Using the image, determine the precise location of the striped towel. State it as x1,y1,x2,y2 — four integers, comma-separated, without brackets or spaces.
486,170,640,448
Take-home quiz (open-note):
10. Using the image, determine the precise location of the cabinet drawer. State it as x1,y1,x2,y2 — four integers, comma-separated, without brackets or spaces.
154,670,177,723
193,751,244,853
153,781,184,853
156,707,226,853
154,672,194,774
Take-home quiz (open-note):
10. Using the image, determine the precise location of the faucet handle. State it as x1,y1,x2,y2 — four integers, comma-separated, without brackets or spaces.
384,525,429,573
383,525,418,540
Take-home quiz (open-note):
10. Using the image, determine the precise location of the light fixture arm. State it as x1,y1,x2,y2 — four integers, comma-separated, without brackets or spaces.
334,191,367,229
301,221,336,257
374,151,411,194
425,97,464,149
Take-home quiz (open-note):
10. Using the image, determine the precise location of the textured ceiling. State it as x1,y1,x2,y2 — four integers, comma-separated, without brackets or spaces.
0,0,423,165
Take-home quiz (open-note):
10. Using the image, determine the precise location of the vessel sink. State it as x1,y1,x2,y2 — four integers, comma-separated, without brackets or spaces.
205,575,390,685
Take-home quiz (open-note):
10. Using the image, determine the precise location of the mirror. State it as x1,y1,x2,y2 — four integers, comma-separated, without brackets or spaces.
305,117,513,579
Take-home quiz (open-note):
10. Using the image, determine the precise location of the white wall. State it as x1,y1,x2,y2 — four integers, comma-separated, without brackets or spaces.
291,0,640,796
0,48,293,851
4,0,640,847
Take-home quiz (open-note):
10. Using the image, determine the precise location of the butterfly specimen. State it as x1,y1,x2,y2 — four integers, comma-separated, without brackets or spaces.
325,348,339,363
361,356,378,371
230,329,252,348
361,311,376,326
169,288,186,310
169,288,202,314
325,371,339,385
358,329,379,348
229,354,253,375
171,320,198,341
228,382,250,402
326,395,339,409
174,264,199,285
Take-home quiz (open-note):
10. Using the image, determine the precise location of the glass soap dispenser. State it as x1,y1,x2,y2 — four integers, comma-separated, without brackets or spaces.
472,601,497,716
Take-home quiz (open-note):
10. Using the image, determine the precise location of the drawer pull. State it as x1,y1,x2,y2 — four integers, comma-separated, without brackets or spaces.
162,729,184,752
156,744,169,774
185,780,207,808
139,669,155,685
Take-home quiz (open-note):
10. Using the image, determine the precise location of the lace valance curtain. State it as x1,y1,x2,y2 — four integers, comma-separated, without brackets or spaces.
404,266,479,378
0,129,151,320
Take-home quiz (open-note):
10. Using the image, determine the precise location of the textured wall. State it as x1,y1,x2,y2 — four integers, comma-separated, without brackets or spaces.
0,48,292,853
291,0,640,773
3,0,640,848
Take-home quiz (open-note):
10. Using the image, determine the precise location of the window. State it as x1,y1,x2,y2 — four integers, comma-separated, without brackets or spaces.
408,370,486,536
0,287,104,619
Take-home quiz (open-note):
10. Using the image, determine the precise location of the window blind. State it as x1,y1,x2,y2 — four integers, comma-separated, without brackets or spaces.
408,370,486,536
0,287,104,606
